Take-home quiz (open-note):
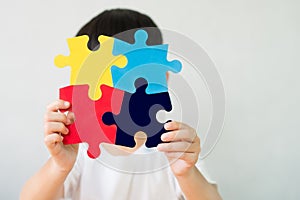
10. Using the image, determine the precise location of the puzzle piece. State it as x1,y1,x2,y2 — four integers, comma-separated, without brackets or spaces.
55,35,127,100
111,29,182,94
59,84,124,158
102,78,172,148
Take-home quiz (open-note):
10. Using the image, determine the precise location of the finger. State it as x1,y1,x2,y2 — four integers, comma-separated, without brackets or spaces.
46,100,70,112
44,122,69,136
44,134,63,155
164,152,197,160
44,112,68,124
66,111,75,125
164,121,190,131
161,130,198,143
157,141,199,153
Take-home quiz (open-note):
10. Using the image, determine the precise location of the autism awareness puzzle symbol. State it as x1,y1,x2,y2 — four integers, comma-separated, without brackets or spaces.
55,30,182,159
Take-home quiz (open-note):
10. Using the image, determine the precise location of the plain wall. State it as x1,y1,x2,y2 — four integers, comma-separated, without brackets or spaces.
0,0,299,199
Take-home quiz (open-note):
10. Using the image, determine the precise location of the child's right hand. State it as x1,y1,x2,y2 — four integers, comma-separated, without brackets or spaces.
44,100,78,172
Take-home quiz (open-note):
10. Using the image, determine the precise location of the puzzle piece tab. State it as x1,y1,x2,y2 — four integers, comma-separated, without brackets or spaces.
55,35,127,100
111,29,182,94
59,84,124,158
102,78,172,148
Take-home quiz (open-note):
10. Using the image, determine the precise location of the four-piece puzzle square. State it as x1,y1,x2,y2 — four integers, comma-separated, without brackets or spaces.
55,29,182,158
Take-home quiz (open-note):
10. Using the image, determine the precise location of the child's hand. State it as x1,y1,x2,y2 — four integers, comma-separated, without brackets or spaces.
44,100,78,172
157,121,201,177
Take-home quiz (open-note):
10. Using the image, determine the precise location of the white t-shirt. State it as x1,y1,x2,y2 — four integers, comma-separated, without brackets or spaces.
64,143,215,200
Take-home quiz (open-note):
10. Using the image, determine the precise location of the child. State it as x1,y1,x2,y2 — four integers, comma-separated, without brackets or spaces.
20,8,221,200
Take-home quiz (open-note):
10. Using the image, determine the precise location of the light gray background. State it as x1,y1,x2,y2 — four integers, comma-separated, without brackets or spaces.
1,0,299,199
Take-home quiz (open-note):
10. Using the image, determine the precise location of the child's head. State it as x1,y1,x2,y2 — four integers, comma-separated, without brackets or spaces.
76,8,162,50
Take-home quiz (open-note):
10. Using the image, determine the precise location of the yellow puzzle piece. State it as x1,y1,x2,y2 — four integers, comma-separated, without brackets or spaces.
54,35,127,100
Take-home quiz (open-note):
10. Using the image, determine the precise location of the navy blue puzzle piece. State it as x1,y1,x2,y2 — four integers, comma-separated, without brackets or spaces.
102,78,172,148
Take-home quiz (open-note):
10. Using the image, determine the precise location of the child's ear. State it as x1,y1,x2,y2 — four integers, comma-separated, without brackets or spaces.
166,72,169,81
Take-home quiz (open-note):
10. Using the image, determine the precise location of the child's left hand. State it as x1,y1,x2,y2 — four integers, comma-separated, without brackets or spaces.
157,121,201,177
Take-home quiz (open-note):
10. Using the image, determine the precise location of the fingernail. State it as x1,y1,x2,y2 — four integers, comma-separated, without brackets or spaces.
64,101,70,107
164,123,170,129
157,144,162,150
161,134,168,141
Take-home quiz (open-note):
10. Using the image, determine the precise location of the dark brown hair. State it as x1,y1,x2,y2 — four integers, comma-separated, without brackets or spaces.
76,8,163,50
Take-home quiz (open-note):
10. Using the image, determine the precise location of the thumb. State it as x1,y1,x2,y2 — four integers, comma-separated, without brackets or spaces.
44,133,64,156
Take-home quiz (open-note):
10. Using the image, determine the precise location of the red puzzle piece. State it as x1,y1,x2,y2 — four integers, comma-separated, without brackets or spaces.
59,84,124,158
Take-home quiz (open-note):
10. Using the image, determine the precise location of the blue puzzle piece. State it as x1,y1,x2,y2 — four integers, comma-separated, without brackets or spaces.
102,78,172,148
111,29,182,94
